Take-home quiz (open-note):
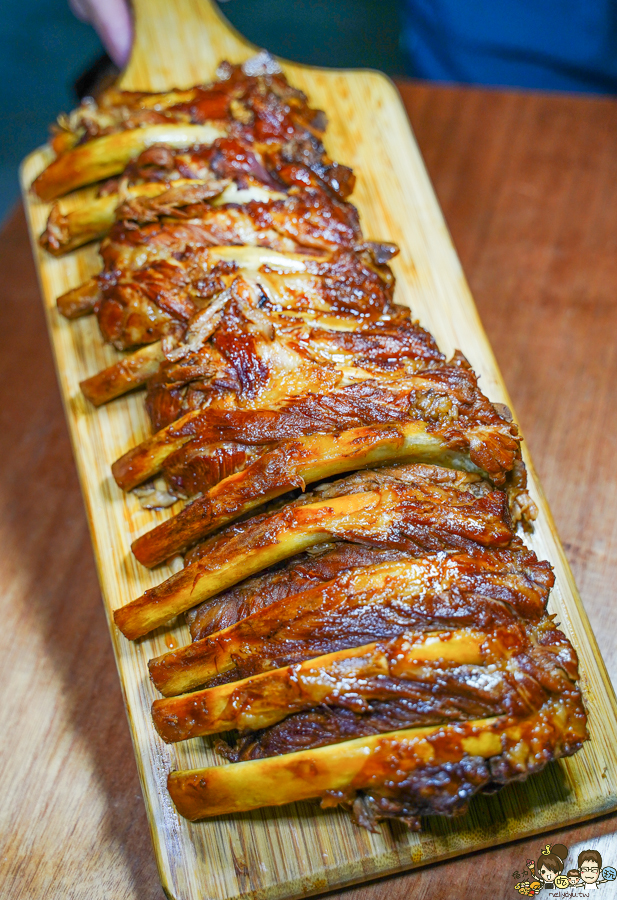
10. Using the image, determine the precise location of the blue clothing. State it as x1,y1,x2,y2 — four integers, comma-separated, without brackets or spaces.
402,0,617,93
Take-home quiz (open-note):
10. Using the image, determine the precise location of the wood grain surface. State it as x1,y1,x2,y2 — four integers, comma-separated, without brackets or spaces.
3,23,617,900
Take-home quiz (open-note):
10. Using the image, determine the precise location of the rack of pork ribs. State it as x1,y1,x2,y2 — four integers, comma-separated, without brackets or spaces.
34,55,588,831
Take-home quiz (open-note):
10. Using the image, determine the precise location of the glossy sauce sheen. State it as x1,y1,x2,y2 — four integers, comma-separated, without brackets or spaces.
32,57,588,830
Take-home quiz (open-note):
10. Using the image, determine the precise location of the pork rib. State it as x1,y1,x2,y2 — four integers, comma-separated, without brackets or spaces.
167,694,587,828
33,56,586,832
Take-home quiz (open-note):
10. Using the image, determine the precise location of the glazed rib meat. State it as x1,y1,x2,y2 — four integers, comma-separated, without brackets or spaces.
146,542,553,695
114,350,521,491
153,617,576,747
115,463,520,638
42,134,356,255
146,464,585,830
168,694,587,830
33,55,330,201
93,231,383,352
79,244,404,404
58,182,365,336
35,53,587,831
185,541,411,641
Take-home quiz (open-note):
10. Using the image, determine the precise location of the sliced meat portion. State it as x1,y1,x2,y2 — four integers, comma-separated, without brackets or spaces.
115,463,523,639
167,693,588,828
147,544,553,696
34,56,329,200
95,220,375,351
214,616,580,758
116,350,513,491
153,618,578,745
186,542,409,641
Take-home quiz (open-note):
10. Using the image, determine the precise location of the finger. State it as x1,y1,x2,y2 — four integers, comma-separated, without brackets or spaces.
68,0,91,22
69,0,133,67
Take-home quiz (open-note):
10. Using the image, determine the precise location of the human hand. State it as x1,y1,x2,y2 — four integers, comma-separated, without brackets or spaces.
69,0,133,67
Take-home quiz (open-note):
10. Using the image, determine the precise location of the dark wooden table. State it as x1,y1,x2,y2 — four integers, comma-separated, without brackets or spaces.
2,81,616,899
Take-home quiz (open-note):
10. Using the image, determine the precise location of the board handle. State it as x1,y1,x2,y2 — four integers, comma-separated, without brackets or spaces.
121,0,254,92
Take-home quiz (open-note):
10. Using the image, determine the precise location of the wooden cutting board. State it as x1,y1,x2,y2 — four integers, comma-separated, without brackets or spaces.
19,1,617,898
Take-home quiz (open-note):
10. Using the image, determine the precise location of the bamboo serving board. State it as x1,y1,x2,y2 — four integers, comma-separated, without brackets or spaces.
19,2,617,898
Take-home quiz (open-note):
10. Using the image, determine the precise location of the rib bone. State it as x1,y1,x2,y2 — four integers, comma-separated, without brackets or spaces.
80,342,165,406
32,124,226,201
56,278,100,319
